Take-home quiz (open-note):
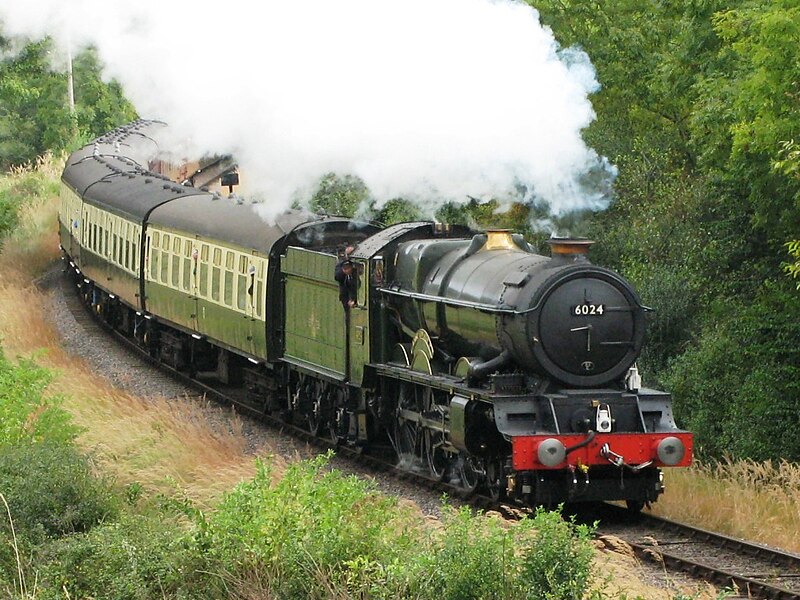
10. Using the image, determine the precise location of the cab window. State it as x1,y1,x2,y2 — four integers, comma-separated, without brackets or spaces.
356,261,366,306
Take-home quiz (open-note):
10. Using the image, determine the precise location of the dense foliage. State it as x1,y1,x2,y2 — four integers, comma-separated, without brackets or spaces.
158,454,596,600
0,352,117,595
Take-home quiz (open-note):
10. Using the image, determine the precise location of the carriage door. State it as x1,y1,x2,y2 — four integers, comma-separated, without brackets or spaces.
189,239,201,332
239,253,259,357
348,260,369,384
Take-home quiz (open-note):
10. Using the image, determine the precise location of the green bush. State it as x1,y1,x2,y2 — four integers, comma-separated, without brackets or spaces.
403,505,512,600
0,190,19,240
406,506,594,600
199,453,409,598
0,159,61,245
664,280,800,460
0,443,118,544
0,352,79,447
36,513,193,600
194,454,596,600
517,508,595,600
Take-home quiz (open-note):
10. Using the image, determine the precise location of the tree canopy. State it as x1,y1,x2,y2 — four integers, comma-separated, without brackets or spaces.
0,34,136,169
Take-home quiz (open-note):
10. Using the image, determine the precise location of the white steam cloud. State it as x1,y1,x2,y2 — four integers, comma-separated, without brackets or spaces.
0,0,615,222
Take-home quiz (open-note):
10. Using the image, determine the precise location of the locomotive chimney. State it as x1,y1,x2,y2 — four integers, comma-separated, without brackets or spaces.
547,238,594,262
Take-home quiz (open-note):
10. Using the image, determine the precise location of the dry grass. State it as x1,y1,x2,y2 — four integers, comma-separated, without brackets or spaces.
0,161,283,506
654,459,800,554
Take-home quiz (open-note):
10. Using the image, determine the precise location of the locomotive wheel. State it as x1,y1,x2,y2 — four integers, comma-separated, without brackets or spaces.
456,454,482,495
424,429,448,480
328,386,347,446
283,374,300,423
289,373,307,424
422,389,448,480
486,459,506,502
393,382,420,468
307,380,327,437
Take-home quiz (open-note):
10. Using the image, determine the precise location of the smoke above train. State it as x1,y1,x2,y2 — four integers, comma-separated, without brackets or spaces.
0,0,616,223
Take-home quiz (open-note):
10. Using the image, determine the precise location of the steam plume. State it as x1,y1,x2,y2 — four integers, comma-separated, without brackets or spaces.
0,0,615,221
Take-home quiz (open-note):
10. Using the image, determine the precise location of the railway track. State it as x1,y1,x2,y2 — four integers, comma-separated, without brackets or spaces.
53,266,800,600
590,504,800,599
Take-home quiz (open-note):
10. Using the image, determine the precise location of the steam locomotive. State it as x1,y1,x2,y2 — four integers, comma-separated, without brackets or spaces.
59,120,692,509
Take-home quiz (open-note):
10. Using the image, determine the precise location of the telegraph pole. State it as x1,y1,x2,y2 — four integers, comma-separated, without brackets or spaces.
66,46,75,115
66,36,78,143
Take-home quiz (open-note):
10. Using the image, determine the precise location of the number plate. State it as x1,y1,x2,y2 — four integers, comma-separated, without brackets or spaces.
572,304,605,316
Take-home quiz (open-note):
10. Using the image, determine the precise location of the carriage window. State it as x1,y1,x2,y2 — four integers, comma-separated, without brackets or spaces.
150,242,159,280
255,280,264,318
237,274,247,310
201,244,209,261
173,237,180,253
183,256,191,290
211,266,220,302
125,241,130,270
172,253,180,287
161,247,169,283
152,231,160,248
239,255,248,274
199,263,208,296
213,247,222,266
356,261,366,306
224,271,233,306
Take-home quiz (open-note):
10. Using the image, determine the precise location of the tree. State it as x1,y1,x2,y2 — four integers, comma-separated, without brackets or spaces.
774,140,800,288
0,34,136,169
697,1,800,244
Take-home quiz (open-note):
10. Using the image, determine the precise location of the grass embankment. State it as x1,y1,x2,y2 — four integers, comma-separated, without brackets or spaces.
658,460,800,553
0,157,754,599
0,155,260,503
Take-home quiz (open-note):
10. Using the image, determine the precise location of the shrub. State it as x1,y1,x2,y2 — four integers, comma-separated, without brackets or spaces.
199,453,410,599
0,190,19,240
36,514,193,600
0,160,60,244
665,280,800,461
408,505,512,600
195,454,596,600
517,508,595,600
405,506,595,600
0,351,79,448
0,442,118,544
